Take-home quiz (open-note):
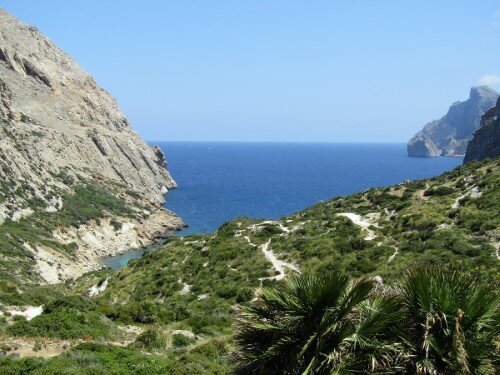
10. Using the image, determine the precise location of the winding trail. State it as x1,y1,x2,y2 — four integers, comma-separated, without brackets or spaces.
387,246,399,263
452,186,482,208
258,239,300,281
178,280,192,295
237,220,302,282
337,213,379,240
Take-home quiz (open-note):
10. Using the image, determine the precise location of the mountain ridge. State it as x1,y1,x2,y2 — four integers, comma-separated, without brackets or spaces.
0,8,183,283
407,86,499,157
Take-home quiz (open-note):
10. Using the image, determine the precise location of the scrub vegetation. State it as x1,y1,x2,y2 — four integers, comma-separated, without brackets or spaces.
0,159,498,374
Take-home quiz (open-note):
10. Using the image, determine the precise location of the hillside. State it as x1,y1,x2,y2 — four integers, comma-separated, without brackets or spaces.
0,158,497,374
407,86,498,157
0,9,183,284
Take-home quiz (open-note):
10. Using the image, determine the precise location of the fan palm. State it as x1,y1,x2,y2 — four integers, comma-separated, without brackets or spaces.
400,266,500,374
236,272,403,374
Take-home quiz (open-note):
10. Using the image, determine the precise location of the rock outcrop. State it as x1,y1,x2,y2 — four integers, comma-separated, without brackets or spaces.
0,9,183,282
407,86,499,157
407,136,441,157
0,9,175,209
464,97,500,163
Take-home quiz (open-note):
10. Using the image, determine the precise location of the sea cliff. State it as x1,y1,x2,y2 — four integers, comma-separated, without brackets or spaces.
407,86,498,157
0,9,183,283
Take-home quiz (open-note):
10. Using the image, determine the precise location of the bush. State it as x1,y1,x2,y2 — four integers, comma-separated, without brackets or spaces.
423,186,454,196
0,343,175,374
104,301,158,324
7,310,114,340
172,333,196,348
131,328,167,351
44,296,96,314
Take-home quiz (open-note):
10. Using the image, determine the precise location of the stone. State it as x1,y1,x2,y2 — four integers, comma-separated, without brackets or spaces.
407,135,441,157
408,86,499,157
464,97,500,163
0,8,184,282
0,8,176,215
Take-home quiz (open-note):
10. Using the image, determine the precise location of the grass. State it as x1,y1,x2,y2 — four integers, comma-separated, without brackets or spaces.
6,296,117,340
0,159,498,373
0,340,233,375
65,160,499,339
0,182,135,287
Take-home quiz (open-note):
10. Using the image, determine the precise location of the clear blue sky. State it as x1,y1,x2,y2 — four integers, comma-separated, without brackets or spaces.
3,1,500,142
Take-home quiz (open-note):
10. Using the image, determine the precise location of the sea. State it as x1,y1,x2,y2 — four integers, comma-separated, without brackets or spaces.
101,142,462,269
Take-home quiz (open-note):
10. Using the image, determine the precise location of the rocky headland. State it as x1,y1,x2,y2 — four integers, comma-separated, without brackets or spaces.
407,86,499,157
0,9,183,283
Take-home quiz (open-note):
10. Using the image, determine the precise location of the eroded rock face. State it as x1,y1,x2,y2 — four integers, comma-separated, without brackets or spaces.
0,9,183,282
152,145,167,168
0,9,175,219
407,135,441,157
464,97,500,164
407,86,499,157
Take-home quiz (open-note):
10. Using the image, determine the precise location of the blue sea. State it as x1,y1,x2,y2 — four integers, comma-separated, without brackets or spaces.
102,142,462,269
162,142,462,234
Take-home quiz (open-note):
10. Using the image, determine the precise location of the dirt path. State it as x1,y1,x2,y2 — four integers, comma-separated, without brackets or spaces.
387,246,399,263
238,221,300,282
337,212,379,240
258,240,300,281
452,186,482,209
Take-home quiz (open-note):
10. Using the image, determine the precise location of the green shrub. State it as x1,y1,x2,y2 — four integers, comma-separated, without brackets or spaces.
7,310,114,340
131,328,167,350
423,186,454,196
172,333,196,348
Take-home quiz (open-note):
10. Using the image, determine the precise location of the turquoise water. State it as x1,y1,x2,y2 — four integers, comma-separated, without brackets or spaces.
101,142,462,268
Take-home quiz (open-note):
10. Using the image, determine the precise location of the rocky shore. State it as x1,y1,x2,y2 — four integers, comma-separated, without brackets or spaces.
36,209,184,283
0,8,183,283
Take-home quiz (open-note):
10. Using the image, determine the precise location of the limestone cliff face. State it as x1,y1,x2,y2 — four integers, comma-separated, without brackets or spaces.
0,9,183,283
407,86,499,157
0,8,175,220
464,97,500,164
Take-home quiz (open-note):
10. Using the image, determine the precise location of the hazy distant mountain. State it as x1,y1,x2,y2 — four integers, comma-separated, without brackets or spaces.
407,86,499,157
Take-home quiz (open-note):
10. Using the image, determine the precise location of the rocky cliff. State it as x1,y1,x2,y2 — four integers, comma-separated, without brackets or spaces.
464,97,500,163
407,86,499,157
0,9,183,283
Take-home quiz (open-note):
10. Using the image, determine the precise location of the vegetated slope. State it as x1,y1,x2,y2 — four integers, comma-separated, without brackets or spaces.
464,96,500,163
0,9,183,284
97,158,499,301
407,86,499,156
0,159,497,374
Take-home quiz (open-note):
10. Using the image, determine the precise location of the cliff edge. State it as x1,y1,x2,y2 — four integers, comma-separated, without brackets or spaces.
464,97,500,163
0,9,182,283
407,86,499,157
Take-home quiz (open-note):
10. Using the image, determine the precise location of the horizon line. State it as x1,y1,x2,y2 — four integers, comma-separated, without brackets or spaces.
146,140,409,144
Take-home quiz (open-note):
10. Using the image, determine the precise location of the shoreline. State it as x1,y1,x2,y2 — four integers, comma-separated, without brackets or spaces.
33,208,185,283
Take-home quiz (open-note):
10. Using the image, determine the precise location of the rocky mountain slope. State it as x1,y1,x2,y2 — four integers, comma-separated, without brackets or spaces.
407,86,499,157
0,9,182,283
464,97,500,163
0,158,497,373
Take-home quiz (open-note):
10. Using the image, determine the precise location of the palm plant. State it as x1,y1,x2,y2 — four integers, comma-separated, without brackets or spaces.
400,266,499,374
236,272,404,374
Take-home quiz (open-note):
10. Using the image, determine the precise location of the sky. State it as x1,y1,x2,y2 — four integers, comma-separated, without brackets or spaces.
2,1,500,142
